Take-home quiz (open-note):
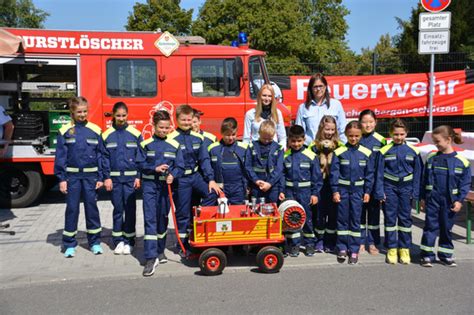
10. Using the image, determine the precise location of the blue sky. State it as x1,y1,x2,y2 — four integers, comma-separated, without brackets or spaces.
32,0,419,53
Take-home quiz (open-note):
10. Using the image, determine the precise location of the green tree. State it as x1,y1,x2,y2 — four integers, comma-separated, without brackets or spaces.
192,0,351,75
0,0,49,28
126,0,193,35
359,34,402,75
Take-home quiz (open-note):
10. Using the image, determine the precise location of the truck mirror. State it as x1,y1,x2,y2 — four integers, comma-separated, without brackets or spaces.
234,57,243,79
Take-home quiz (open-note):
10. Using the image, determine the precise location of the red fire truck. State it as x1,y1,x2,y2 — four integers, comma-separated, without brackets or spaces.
0,28,291,208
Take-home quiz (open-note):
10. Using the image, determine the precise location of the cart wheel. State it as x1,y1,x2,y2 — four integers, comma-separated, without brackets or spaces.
199,248,227,276
256,246,284,273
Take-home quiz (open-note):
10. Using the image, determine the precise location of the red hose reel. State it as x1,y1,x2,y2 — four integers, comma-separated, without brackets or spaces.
278,200,306,232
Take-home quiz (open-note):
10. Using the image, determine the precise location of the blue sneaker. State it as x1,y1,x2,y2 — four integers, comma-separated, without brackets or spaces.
64,247,76,258
91,244,103,255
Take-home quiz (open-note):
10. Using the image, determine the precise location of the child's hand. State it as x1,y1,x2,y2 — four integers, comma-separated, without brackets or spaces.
209,180,222,194
255,180,264,188
419,199,425,211
363,193,370,203
333,192,341,203
96,181,104,190
166,174,174,185
134,178,141,190
104,178,113,191
310,195,318,205
155,164,169,173
279,192,285,201
260,182,272,192
59,181,68,194
451,201,462,213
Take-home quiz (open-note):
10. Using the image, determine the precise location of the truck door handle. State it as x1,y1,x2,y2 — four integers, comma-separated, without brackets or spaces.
159,74,166,82
104,112,112,117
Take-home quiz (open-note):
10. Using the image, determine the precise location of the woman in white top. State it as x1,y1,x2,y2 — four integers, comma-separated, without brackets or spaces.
243,83,286,148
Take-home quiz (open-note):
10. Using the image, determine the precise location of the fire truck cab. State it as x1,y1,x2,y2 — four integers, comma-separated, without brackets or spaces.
0,28,290,208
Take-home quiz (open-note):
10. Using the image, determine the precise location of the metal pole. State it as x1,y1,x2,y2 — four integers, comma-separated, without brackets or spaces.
428,54,435,131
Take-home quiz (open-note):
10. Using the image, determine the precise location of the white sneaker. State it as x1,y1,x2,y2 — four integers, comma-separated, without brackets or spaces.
114,241,125,255
123,244,133,255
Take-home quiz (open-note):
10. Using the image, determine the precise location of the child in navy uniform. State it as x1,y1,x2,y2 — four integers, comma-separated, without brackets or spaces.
138,110,184,276
359,109,387,255
330,121,375,265
375,119,423,265
204,117,248,205
420,125,472,267
279,125,322,257
245,120,284,204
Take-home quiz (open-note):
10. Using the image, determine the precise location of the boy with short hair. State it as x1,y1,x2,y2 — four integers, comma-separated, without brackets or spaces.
203,117,248,205
244,120,283,203
168,105,221,253
279,125,322,257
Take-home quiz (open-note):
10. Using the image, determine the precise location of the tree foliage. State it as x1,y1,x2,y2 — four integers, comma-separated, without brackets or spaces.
359,34,403,75
0,0,49,28
192,0,351,74
126,0,193,35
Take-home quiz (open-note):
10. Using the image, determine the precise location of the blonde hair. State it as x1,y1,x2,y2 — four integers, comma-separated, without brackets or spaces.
68,96,88,113
314,115,339,143
259,120,276,137
255,84,278,123
433,125,463,144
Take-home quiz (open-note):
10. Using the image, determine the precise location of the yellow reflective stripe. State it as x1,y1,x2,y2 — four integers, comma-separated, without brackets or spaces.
123,232,136,238
350,231,361,237
338,179,351,186
157,232,167,239
184,166,199,175
253,167,266,173
178,233,188,238
398,226,412,233
303,233,315,238
367,225,380,230
385,226,397,232
337,230,350,236
314,229,325,234
434,166,448,170
285,232,301,239
325,229,336,234
285,181,311,187
112,231,123,237
420,245,433,252
124,171,138,176
142,174,155,180
384,173,399,182
144,235,158,241
83,167,98,172
87,227,102,234
360,224,367,229
438,247,454,254
354,180,364,186
110,171,121,177
403,174,413,181
66,167,79,173
62,230,77,237
452,189,459,194
425,185,433,190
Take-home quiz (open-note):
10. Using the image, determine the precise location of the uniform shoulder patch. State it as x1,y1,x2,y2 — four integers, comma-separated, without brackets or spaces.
191,130,204,140
358,145,372,157
126,126,142,138
59,122,74,135
202,131,217,142
168,130,180,139
140,137,154,148
334,146,347,156
85,122,102,135
208,141,220,152
237,141,248,150
455,153,470,168
102,127,115,140
165,138,180,149
379,143,394,155
374,132,387,145
302,148,316,160
407,143,420,155
284,149,292,159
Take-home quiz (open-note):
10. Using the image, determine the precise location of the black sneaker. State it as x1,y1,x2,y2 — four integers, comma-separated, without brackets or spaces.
348,253,359,265
142,258,158,277
439,257,457,267
158,253,168,264
305,245,315,257
337,251,347,263
420,257,433,268
289,246,300,257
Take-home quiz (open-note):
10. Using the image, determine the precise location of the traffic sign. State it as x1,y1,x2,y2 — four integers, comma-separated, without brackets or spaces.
419,12,451,30
418,30,450,54
421,0,451,13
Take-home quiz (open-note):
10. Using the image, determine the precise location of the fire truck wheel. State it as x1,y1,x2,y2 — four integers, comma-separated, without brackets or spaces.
199,248,227,276
256,246,284,273
0,165,44,208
